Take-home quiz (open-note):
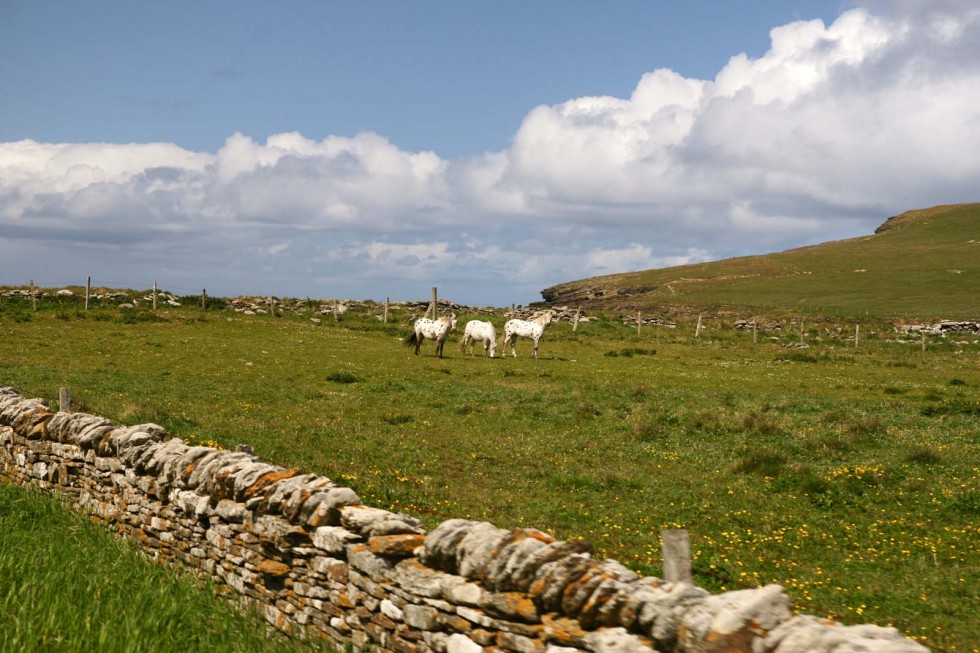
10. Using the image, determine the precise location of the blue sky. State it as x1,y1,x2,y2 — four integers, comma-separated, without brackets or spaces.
2,1,978,305
3,2,844,156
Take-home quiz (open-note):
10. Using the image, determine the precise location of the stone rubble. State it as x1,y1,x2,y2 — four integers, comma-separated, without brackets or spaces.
0,386,929,653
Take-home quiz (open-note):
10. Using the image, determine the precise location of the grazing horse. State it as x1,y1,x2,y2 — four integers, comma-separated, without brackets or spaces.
404,313,457,357
461,320,497,358
501,311,554,359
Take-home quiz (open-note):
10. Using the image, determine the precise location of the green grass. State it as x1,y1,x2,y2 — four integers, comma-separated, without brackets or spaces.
543,203,980,318
0,484,330,653
0,302,978,651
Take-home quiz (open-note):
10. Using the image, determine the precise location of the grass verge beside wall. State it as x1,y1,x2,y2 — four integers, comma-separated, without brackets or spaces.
0,483,329,653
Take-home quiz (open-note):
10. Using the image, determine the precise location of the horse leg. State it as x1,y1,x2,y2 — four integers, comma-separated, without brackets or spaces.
415,335,422,356
532,336,539,359
510,334,518,357
461,335,468,355
436,336,444,358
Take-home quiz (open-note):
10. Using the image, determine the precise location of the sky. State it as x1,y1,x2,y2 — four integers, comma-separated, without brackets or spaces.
1,0,978,306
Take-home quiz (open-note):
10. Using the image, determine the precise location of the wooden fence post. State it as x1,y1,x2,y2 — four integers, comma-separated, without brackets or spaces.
661,529,693,584
85,276,91,311
384,297,389,324
637,310,642,336
800,320,805,345
59,387,72,412
201,289,207,310
694,314,702,338
30,279,37,312
855,324,860,348
430,287,438,319
921,330,926,352
753,321,758,344
152,281,158,311
572,307,581,333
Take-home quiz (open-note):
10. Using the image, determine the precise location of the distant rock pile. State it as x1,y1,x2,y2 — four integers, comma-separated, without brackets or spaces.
898,320,980,336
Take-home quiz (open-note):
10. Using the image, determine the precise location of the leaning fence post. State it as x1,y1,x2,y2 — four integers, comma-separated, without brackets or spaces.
85,276,91,311
662,529,693,584
694,314,702,338
637,310,642,336
30,279,37,312
59,387,72,412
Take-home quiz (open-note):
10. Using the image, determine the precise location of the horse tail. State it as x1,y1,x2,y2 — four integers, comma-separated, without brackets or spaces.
404,330,418,348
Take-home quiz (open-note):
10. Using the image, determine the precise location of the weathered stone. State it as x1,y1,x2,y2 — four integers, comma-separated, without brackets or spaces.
370,534,427,558
381,599,405,621
168,446,216,486
214,499,249,523
485,529,554,591
256,559,291,577
499,631,545,653
404,604,440,630
530,554,596,614
542,615,588,646
762,615,929,653
341,504,425,537
139,438,190,477
678,584,791,653
443,576,486,607
483,592,540,624
446,633,483,653
635,582,710,652
511,540,594,594
313,526,362,554
421,519,482,573
438,613,474,633
457,521,512,581
561,568,614,618
578,578,625,630
348,543,396,581
303,487,361,527
582,627,656,653
391,558,449,598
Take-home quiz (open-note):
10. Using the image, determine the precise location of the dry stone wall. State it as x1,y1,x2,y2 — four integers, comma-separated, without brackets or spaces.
0,386,927,653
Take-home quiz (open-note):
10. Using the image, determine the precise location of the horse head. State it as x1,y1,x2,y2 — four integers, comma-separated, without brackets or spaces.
450,313,458,331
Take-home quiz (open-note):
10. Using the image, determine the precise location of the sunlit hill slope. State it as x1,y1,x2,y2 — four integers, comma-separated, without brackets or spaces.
541,204,980,319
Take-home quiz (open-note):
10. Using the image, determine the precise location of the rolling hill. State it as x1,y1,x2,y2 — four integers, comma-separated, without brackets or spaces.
541,203,980,319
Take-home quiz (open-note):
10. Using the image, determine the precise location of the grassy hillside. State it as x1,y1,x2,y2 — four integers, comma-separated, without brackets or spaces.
542,203,980,318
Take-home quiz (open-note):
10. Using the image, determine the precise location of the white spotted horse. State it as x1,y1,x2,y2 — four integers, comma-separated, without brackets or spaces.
460,320,497,358
404,313,457,358
501,310,554,359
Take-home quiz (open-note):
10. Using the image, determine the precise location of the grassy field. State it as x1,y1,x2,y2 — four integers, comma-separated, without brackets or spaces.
1,299,978,651
0,483,332,652
543,203,980,317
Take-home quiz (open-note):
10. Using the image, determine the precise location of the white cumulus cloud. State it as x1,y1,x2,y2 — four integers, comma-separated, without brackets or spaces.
1,2,978,305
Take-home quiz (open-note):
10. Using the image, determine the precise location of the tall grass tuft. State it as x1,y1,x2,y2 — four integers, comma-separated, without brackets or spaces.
0,484,329,652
